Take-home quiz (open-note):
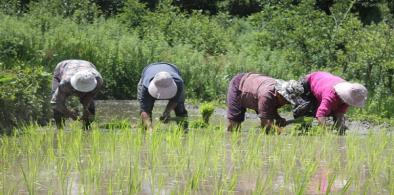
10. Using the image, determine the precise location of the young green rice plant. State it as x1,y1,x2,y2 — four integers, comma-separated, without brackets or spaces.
324,172,338,194
243,131,264,170
183,165,204,193
100,119,131,130
340,177,353,194
287,117,318,136
127,156,142,193
190,119,207,128
184,130,217,192
143,124,170,194
0,115,392,194
225,169,239,193
107,176,114,194
199,102,215,124
18,124,48,195
19,162,36,195
55,157,72,194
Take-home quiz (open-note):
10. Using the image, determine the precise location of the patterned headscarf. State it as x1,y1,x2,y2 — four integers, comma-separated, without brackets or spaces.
275,79,304,105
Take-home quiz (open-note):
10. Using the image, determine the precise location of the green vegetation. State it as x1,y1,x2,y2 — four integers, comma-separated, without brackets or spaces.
287,117,317,136
0,121,392,194
0,0,393,124
190,102,216,128
200,102,215,124
0,1,391,192
0,67,51,133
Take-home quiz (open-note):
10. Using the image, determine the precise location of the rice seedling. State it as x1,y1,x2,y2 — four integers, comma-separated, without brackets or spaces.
0,117,392,194
200,102,215,124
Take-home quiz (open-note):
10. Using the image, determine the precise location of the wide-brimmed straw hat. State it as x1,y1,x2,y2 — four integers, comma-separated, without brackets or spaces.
275,79,304,105
70,70,97,92
148,71,177,99
334,82,367,107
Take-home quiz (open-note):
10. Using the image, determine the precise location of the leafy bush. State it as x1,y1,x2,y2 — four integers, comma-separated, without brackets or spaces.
0,0,393,122
0,67,51,133
0,14,41,68
139,10,230,55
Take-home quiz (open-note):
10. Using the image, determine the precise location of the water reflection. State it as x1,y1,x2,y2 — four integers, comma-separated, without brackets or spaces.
2,101,391,194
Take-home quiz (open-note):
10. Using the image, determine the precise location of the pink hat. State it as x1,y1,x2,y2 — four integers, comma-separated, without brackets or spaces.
334,82,368,107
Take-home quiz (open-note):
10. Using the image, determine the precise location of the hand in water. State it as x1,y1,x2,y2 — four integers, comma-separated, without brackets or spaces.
69,110,79,120
338,124,348,135
82,109,93,121
276,117,287,127
159,112,170,123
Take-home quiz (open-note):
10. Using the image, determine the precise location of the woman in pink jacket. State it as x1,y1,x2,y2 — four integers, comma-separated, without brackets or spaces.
296,71,368,134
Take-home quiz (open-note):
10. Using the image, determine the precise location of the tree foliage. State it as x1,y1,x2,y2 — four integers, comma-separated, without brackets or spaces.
0,0,393,122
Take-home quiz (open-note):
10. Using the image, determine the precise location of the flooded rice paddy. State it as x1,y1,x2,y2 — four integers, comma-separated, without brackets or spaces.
0,100,393,194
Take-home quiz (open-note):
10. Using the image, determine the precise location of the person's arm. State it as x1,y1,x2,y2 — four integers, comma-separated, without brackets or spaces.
317,116,327,126
51,83,78,120
139,86,155,131
160,81,183,122
81,94,94,121
51,76,60,94
261,119,284,134
315,97,332,127
81,77,103,121
273,108,287,127
160,101,177,123
258,93,286,132
259,100,285,133
334,112,347,131
141,111,153,131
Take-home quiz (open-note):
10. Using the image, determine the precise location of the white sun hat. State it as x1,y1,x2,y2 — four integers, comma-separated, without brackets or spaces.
70,70,97,92
275,79,304,105
148,71,177,99
334,82,368,107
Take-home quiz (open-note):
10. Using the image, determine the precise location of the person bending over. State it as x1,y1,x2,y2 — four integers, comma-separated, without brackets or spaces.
51,59,103,129
138,62,188,131
226,73,303,133
293,71,367,134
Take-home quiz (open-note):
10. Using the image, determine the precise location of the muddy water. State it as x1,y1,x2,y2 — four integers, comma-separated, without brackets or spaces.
95,100,260,130
93,100,388,194
2,101,391,194
95,100,390,134
96,100,202,123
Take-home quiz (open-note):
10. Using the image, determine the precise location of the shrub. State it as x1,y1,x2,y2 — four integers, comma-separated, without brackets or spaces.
0,67,51,133
0,0,393,121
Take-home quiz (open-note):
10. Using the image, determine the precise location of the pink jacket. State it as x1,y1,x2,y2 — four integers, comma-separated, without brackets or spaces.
306,72,348,117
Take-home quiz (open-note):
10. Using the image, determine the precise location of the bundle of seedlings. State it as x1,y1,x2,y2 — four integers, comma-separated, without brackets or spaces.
191,102,215,128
